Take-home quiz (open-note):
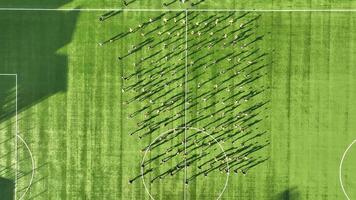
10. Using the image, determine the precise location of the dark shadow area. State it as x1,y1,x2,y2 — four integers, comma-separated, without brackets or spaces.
0,78,16,120
276,187,301,200
0,8,79,122
0,0,71,8
0,177,14,200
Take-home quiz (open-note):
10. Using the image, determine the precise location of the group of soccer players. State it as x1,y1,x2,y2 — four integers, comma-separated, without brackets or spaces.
99,6,270,186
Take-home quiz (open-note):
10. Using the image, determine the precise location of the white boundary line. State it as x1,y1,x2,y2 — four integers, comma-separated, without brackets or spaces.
2,8,356,12
339,139,356,200
15,74,18,200
186,9,356,12
141,127,230,200
0,74,18,200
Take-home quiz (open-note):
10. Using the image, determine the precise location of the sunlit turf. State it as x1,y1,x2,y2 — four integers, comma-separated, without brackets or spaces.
0,1,356,199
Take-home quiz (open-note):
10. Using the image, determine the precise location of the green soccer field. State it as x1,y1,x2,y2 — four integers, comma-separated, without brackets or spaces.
0,1,356,200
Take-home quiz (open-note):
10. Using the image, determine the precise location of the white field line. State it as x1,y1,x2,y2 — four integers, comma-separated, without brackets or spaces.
141,127,230,200
187,9,356,12
2,8,356,12
16,134,35,200
339,140,356,200
15,74,18,200
0,8,179,12
0,74,18,200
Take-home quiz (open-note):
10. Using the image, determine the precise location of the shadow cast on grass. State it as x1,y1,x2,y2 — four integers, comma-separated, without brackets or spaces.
0,0,72,8
276,187,301,200
0,7,79,122
0,177,14,200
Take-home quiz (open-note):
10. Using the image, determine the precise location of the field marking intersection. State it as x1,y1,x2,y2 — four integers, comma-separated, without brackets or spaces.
141,127,230,200
0,74,36,200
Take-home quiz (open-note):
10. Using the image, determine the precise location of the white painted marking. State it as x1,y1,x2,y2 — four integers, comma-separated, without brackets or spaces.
340,140,356,200
141,127,230,200
0,74,18,200
16,134,35,200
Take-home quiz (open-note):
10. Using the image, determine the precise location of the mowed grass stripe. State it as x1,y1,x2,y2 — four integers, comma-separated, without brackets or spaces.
269,11,291,198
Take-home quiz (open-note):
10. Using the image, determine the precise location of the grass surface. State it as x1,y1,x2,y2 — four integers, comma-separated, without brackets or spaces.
3,0,356,9
0,1,356,200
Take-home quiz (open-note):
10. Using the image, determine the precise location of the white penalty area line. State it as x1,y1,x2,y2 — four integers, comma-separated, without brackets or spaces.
2,8,356,12
0,74,18,200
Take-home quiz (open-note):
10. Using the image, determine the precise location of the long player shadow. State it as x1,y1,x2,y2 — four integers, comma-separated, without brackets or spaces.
110,10,271,199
